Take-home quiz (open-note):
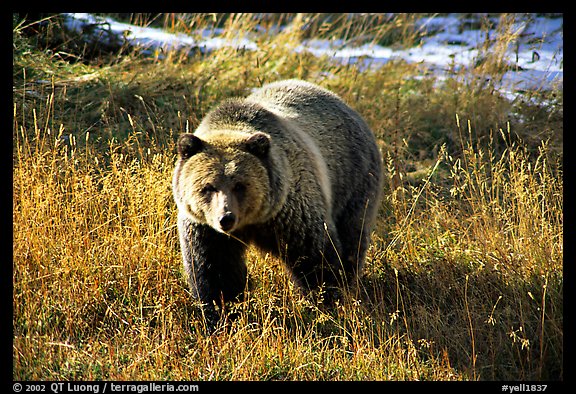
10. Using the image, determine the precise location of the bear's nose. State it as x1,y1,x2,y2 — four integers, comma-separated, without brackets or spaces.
219,212,237,232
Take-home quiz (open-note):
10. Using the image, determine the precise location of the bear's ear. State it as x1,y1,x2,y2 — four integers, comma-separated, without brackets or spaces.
177,134,203,159
243,132,270,158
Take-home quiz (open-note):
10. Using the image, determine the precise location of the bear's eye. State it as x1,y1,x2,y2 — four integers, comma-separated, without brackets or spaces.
201,184,217,195
233,182,246,193
233,182,247,200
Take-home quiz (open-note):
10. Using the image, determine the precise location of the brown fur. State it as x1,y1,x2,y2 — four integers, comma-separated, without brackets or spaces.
172,79,383,331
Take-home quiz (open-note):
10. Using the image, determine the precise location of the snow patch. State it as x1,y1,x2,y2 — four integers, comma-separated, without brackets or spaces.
61,13,562,101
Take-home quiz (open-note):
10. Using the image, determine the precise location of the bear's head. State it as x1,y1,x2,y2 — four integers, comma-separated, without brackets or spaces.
173,131,272,234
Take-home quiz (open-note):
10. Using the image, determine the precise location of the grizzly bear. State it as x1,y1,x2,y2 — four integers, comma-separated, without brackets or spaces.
172,79,383,330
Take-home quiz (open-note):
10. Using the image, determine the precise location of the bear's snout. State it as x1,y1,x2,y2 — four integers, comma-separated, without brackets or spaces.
219,212,237,232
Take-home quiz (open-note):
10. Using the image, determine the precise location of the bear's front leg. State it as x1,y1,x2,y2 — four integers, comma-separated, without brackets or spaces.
286,222,347,306
177,214,248,331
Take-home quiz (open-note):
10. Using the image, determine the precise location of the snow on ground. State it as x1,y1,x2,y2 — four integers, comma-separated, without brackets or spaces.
62,13,563,101
295,14,562,100
62,13,257,55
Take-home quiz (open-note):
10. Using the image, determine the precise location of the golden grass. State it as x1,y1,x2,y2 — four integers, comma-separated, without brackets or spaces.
13,13,562,381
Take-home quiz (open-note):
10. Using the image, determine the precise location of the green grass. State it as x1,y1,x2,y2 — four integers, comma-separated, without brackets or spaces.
13,13,562,380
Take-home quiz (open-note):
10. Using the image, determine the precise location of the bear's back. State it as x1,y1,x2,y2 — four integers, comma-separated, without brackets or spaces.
247,79,345,120
247,80,374,146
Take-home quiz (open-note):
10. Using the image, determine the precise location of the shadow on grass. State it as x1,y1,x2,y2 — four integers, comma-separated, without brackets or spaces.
357,259,563,380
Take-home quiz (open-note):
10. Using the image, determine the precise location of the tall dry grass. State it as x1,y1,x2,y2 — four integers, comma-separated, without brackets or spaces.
12,88,460,380
13,13,562,381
